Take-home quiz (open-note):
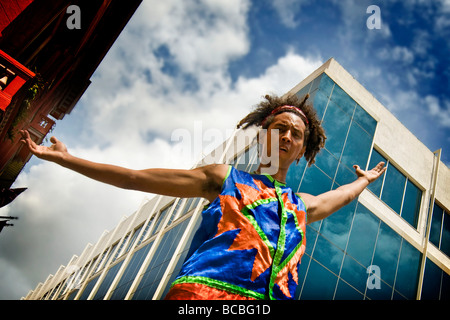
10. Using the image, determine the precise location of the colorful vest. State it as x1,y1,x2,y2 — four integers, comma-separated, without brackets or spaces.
167,165,307,300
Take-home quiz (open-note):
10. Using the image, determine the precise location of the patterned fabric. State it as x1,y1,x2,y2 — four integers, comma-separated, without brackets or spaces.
166,165,307,300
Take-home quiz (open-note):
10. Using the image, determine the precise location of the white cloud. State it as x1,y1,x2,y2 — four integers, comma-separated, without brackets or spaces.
0,0,323,299
377,46,415,65
270,0,307,28
425,95,450,128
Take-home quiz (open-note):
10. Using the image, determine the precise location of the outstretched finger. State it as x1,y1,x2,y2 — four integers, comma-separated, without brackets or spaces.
374,161,386,172
19,129,29,140
19,130,37,152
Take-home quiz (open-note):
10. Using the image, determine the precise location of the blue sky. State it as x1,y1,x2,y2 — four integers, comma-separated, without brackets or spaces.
0,0,449,299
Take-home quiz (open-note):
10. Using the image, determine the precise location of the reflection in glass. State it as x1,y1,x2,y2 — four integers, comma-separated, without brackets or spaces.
300,258,338,300
318,73,335,98
340,121,372,170
93,261,124,300
319,199,356,250
422,258,443,300
133,219,189,300
334,162,357,187
365,279,393,300
329,82,356,116
395,239,421,299
353,104,377,137
441,213,450,257
335,279,364,300
109,242,153,300
381,163,406,214
311,89,329,120
371,221,401,287
321,99,351,159
300,165,333,196
339,255,367,294
401,180,421,228
429,203,443,247
311,235,344,275
313,148,339,180
346,204,379,267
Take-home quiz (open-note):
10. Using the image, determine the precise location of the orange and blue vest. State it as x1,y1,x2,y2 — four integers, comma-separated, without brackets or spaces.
165,165,307,300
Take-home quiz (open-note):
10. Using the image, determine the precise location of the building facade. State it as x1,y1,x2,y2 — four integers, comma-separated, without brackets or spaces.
24,58,450,300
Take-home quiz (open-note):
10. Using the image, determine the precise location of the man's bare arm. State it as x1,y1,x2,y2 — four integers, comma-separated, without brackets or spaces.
299,162,386,224
20,130,228,202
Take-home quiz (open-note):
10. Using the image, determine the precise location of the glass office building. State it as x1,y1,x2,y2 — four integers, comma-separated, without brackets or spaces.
24,58,449,300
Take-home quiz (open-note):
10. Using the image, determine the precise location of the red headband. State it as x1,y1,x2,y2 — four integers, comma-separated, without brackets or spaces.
261,105,309,127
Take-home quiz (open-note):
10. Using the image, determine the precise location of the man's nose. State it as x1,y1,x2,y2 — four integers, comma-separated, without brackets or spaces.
280,130,292,142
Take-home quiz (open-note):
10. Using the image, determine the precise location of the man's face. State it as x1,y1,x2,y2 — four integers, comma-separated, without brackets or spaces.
262,112,307,171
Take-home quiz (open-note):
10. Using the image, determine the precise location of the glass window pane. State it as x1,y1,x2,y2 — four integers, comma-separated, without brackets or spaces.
421,258,443,300
441,270,450,300
401,180,422,228
335,279,364,300
152,206,171,235
365,279,394,300
311,234,344,275
441,212,450,257
313,148,339,180
319,199,356,250
321,99,352,159
334,162,357,187
132,219,189,300
286,158,307,193
395,240,421,299
381,163,406,214
93,260,124,300
79,275,99,300
346,204,379,267
367,149,386,197
309,73,323,93
311,89,329,120
353,104,377,137
371,221,402,286
393,290,408,300
339,255,368,294
109,242,153,300
318,73,335,98
340,121,372,171
429,203,443,247
299,165,333,196
300,258,338,300
329,83,356,116
161,216,200,298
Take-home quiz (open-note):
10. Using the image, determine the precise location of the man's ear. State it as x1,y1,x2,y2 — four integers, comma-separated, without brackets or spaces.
297,145,307,160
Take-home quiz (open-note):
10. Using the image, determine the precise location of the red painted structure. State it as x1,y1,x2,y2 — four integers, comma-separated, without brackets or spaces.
0,49,36,111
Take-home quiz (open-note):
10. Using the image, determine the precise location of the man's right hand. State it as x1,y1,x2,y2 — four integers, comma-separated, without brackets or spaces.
20,130,68,164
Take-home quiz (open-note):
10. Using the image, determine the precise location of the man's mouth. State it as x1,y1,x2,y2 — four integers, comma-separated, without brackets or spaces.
279,146,289,153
